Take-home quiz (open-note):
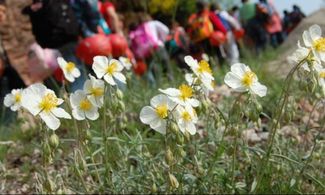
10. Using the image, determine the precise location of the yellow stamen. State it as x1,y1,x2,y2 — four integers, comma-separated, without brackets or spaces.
313,38,325,52
179,84,193,100
182,111,192,121
241,71,256,87
39,93,58,113
14,93,21,103
106,62,117,75
155,104,168,119
198,60,212,74
90,87,104,97
79,99,92,111
65,62,75,73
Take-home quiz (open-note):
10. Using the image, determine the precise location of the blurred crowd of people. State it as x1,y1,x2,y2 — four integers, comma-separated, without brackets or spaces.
0,0,307,114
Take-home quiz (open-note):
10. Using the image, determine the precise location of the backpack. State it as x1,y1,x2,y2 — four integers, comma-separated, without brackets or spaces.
188,12,214,43
23,0,79,49
129,23,158,59
217,13,231,31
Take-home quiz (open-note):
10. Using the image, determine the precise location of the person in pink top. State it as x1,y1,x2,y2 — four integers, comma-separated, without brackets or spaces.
259,0,284,48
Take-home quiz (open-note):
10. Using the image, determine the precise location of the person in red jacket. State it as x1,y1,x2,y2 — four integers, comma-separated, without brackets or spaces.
187,1,227,64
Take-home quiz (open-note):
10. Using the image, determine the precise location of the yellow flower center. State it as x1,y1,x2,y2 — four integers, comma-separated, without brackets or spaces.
106,62,117,75
14,93,21,103
66,62,75,73
313,38,325,52
320,71,325,78
90,87,104,97
79,99,92,111
198,60,212,74
155,104,168,119
182,111,192,121
39,93,58,113
241,71,256,87
179,84,193,100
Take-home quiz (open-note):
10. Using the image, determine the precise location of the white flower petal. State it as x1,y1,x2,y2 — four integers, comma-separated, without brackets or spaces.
52,107,71,119
39,112,60,130
150,118,166,135
72,109,86,121
159,88,180,97
231,63,249,77
186,122,197,135
93,56,108,79
3,94,14,107
113,72,126,84
309,24,322,41
150,94,168,108
57,57,67,69
85,108,99,121
72,68,81,78
224,72,243,89
140,106,158,124
103,74,116,85
250,82,267,97
110,59,124,72
303,30,313,47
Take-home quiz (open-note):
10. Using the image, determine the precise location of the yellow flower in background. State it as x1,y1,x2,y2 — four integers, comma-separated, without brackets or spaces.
3,89,23,111
224,63,267,97
21,83,71,130
140,94,176,135
57,57,81,83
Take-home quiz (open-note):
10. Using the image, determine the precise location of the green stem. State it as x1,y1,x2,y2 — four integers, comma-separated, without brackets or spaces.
231,127,239,191
254,56,308,193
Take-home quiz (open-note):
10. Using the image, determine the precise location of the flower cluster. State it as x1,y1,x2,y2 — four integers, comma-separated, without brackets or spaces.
3,56,130,130
140,55,217,136
289,24,325,95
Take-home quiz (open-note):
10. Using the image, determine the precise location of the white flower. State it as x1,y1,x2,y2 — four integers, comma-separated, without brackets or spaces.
3,89,23,111
185,73,214,92
57,57,81,82
83,74,105,107
288,41,322,72
70,90,99,121
184,55,214,81
119,56,133,70
159,84,200,107
92,56,126,85
139,94,176,134
175,105,198,135
302,24,325,62
21,83,71,130
224,63,267,97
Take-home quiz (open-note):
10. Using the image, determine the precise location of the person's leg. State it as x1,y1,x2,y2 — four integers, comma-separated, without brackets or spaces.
58,42,87,92
225,32,240,65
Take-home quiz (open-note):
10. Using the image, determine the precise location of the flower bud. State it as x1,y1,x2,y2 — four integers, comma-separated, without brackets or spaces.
116,89,124,99
49,133,59,149
184,131,191,142
176,133,184,145
151,183,158,193
165,148,174,165
255,102,263,113
117,101,125,112
170,123,179,134
168,173,179,189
